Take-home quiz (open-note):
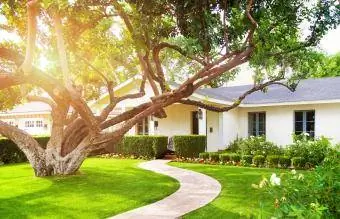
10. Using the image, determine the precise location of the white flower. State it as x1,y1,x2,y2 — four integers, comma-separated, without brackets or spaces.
298,173,304,180
291,169,297,175
270,173,281,186
302,132,310,136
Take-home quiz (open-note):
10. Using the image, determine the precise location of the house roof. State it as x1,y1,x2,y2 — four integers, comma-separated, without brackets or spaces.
0,101,51,115
199,77,340,105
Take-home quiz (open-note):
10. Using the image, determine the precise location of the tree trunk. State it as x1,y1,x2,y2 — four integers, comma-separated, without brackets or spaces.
32,149,87,177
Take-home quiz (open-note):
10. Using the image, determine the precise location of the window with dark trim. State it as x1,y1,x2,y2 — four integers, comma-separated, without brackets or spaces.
136,117,149,135
294,110,315,137
248,112,266,136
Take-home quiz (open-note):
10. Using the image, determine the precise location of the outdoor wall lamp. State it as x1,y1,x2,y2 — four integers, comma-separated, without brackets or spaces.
197,109,203,120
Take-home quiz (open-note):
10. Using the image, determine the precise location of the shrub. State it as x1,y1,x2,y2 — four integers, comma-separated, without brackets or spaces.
173,135,206,158
225,138,242,152
230,153,241,162
111,135,168,158
279,156,291,168
199,152,209,160
0,136,49,164
258,150,340,218
266,155,280,168
285,136,332,167
253,155,265,167
209,152,220,162
219,153,231,162
237,136,282,157
152,136,169,158
241,155,253,165
291,157,306,169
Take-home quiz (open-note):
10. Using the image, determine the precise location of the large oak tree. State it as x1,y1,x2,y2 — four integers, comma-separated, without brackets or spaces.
0,0,338,176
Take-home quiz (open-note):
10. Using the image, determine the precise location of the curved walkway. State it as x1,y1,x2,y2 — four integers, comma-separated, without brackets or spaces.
110,160,221,219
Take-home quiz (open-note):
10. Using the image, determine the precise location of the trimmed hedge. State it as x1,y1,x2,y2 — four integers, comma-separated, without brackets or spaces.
209,152,219,162
291,157,306,169
0,136,49,164
199,152,209,160
173,135,206,158
279,156,291,168
113,135,168,158
267,155,280,167
219,153,231,162
253,155,265,167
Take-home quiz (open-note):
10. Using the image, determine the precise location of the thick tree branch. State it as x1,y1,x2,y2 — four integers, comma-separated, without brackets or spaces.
155,42,207,66
53,11,72,89
179,77,292,112
20,0,39,74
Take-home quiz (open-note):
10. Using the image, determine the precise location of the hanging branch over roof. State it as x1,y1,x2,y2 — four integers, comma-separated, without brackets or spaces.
179,77,295,112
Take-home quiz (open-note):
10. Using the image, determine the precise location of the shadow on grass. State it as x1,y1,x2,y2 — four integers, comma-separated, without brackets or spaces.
0,159,179,219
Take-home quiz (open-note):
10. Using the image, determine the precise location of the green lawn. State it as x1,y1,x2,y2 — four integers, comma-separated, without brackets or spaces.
0,158,179,219
170,162,288,219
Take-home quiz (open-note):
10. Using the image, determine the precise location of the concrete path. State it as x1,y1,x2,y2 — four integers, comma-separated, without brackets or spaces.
110,160,221,219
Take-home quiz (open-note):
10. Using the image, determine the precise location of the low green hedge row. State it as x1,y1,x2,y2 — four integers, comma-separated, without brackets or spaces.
198,152,307,169
111,135,168,158
0,136,49,164
173,135,206,158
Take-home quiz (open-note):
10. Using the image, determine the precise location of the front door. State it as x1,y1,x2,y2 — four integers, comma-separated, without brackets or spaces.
192,111,199,135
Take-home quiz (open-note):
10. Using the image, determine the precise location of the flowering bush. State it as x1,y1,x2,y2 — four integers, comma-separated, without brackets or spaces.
241,155,253,166
228,136,283,157
291,156,306,169
254,149,340,218
285,136,332,167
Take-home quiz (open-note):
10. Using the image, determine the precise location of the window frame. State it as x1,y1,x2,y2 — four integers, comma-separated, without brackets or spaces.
136,117,149,135
294,110,315,137
248,112,266,137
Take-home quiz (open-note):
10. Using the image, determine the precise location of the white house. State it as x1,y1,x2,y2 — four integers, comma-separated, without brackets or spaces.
91,76,340,151
0,101,52,136
2,76,340,151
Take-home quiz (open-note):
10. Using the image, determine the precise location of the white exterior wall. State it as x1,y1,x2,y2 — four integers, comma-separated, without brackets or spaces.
1,116,51,136
154,104,198,136
206,111,222,151
221,108,239,146
238,103,340,146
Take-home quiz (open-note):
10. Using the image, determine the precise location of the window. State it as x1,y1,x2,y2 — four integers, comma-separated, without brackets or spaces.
295,110,315,137
36,121,43,127
136,117,149,135
248,112,266,136
25,121,34,127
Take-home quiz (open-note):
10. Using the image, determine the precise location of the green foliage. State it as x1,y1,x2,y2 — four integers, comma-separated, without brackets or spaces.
209,152,220,162
260,150,340,218
241,155,253,165
266,155,280,168
236,136,282,157
173,135,206,158
285,136,332,167
253,155,265,167
291,157,306,169
219,153,231,163
199,152,209,160
112,135,168,158
219,153,240,163
279,156,291,168
0,136,49,163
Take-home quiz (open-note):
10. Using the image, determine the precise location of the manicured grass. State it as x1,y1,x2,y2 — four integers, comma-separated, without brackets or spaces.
0,158,179,218
170,162,288,218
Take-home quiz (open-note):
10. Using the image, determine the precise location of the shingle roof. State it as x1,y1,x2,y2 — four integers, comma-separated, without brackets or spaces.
198,77,340,105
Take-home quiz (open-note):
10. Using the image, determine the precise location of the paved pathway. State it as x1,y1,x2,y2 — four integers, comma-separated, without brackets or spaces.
110,159,221,219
